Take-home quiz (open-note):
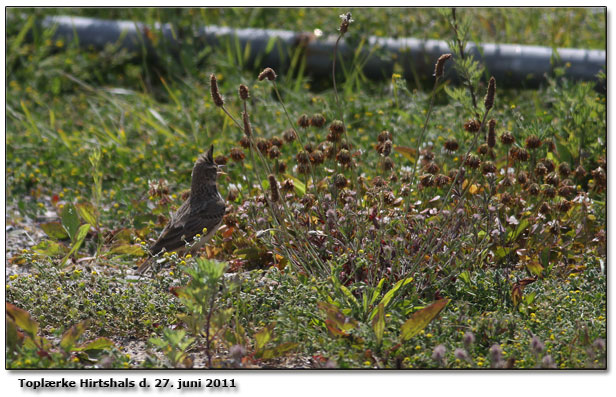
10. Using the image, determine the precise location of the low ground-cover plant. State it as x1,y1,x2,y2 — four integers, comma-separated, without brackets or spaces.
5,8,605,368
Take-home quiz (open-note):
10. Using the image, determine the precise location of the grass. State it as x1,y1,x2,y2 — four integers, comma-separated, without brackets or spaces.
5,8,606,369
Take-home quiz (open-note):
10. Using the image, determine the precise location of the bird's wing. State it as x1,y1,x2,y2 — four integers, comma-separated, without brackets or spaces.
149,202,192,255
184,198,226,235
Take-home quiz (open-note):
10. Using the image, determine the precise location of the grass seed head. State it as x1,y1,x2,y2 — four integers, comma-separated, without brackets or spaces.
238,84,250,100
434,53,452,79
484,76,496,110
500,131,515,145
298,114,310,128
310,113,326,128
525,135,542,149
283,128,297,143
464,119,481,133
258,67,277,81
210,74,224,107
242,111,252,137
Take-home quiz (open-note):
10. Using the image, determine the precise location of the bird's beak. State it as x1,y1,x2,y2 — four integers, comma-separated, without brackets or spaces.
216,164,227,176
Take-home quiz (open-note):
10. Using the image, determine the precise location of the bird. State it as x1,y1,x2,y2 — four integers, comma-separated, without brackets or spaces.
138,145,226,274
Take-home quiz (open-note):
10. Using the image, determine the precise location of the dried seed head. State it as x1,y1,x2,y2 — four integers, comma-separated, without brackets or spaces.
543,185,556,198
296,150,310,165
338,12,353,34
484,76,496,110
258,67,277,81
309,150,324,165
425,162,440,175
281,179,295,193
489,344,502,363
435,174,451,187
542,159,555,173
277,161,287,173
381,157,395,171
419,174,434,188
591,167,607,186
297,163,311,175
301,193,315,210
269,136,284,148
558,184,576,199
558,162,571,177
310,113,326,128
545,139,556,152
525,135,542,150
500,192,513,206
210,74,224,107
227,187,239,202
229,147,245,162
268,145,281,159
534,162,548,177
477,143,489,155
448,168,465,182
377,130,392,143
528,183,540,195
482,161,497,175
329,120,345,139
444,138,459,152
464,154,481,169
557,199,572,213
214,155,228,165
242,111,252,137
517,171,528,185
574,164,587,179
546,172,560,186
239,136,251,149
500,131,515,145
336,149,352,166
421,149,435,164
487,119,497,148
238,84,250,100
434,53,452,79
298,114,310,128
378,139,393,156
510,147,529,162
283,128,297,143
268,174,279,202
333,173,348,189
256,137,270,154
464,119,481,133
304,142,314,153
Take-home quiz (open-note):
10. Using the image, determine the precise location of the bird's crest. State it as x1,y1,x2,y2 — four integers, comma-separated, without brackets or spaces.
196,145,215,166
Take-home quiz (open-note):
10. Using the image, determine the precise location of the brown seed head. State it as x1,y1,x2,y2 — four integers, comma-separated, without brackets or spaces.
378,139,393,157
242,111,252,137
434,53,452,79
527,183,540,195
465,154,481,169
435,174,451,187
256,137,270,154
238,84,250,100
558,162,571,177
487,119,497,148
268,174,279,202
517,171,528,185
500,192,513,206
296,150,310,165
258,67,277,81
381,157,395,171
542,159,555,173
525,135,542,150
574,164,587,179
484,76,496,110
477,144,489,155
210,74,224,107
464,119,482,133
339,12,353,34
557,200,572,213
309,150,324,165
543,185,556,198
425,162,440,175
310,113,326,128
283,128,297,143
539,202,551,214
444,138,459,152
230,147,245,162
336,149,352,166
546,172,560,186
239,136,251,149
333,173,348,189
268,145,281,159
500,131,515,145
298,114,310,128
482,161,497,175
301,193,315,210
558,184,577,199
419,174,434,188
214,155,228,166
534,162,548,177
270,136,284,148
378,130,392,143
281,179,295,193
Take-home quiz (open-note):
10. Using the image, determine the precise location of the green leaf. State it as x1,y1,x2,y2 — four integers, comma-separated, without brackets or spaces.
458,270,471,285
6,303,39,337
76,202,98,227
61,203,80,242
60,321,87,352
507,219,529,242
526,261,544,277
372,276,414,319
555,139,573,164
371,303,385,345
77,337,115,352
400,299,449,341
40,222,69,240
110,244,145,257
254,324,273,351
32,240,68,257
61,224,91,266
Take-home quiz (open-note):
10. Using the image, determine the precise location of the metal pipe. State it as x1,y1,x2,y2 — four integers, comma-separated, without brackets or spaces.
40,15,605,88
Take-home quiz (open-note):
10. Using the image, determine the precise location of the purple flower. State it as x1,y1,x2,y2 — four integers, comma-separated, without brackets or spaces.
432,344,446,363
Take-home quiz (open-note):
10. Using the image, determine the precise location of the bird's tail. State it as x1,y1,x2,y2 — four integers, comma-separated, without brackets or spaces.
136,256,156,275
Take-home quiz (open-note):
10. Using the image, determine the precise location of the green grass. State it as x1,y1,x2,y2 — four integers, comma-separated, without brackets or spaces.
5,8,606,369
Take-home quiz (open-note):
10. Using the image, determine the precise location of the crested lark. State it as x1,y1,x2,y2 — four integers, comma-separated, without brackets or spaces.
138,145,226,274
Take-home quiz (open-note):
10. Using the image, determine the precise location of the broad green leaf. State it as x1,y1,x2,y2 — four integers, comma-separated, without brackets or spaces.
77,337,115,352
40,222,69,240
370,278,386,306
508,219,529,242
254,325,273,351
526,261,544,277
458,270,471,285
76,202,98,226
372,303,385,345
400,299,449,341
6,303,39,337
373,276,414,319
555,140,573,164
110,244,145,257
32,240,68,257
61,203,80,242
60,321,87,352
494,246,511,260
61,223,91,266
393,145,417,163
